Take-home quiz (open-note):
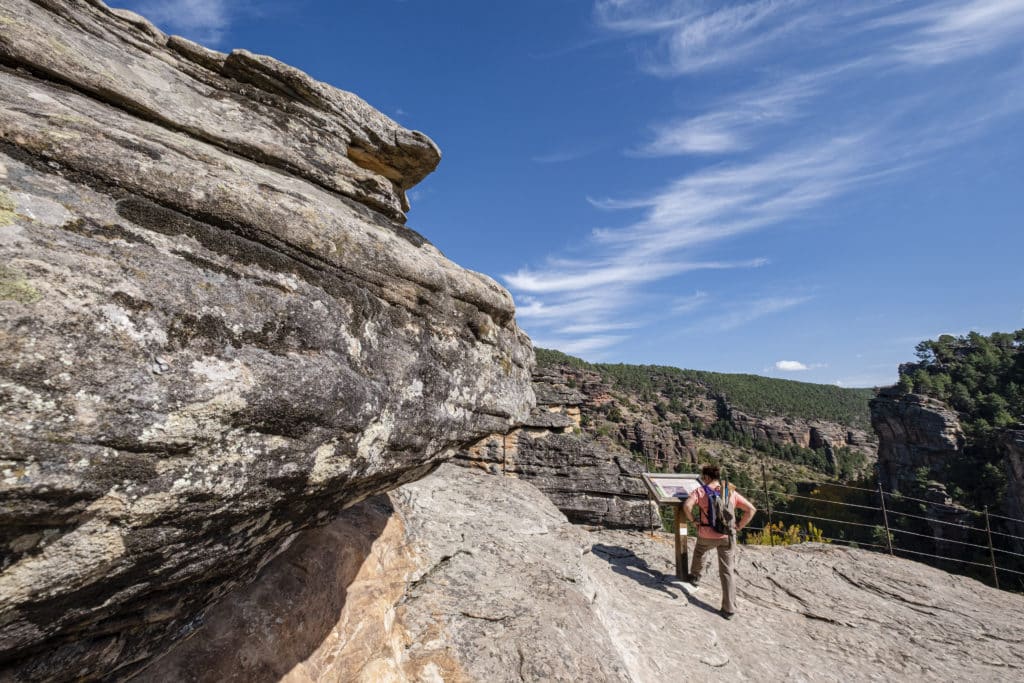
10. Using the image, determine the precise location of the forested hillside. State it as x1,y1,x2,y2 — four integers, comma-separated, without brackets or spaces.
535,348,876,429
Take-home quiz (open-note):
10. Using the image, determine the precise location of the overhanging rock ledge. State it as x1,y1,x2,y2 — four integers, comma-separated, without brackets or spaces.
0,1,534,680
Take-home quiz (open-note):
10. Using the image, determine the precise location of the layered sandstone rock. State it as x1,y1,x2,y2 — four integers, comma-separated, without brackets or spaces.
0,2,532,680
145,464,1024,682
870,389,966,493
456,368,656,530
730,409,875,460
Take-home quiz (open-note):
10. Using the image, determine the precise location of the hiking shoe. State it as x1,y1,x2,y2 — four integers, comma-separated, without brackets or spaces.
720,610,735,620
684,573,700,586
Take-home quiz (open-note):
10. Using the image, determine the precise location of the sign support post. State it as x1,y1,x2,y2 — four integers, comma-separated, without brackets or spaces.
640,472,701,582
674,505,687,579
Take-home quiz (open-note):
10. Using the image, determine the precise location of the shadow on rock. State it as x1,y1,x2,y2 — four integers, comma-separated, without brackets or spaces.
591,543,683,599
136,495,404,682
591,543,723,616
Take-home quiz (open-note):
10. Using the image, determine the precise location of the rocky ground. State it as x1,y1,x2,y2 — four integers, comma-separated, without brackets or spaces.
142,464,1024,682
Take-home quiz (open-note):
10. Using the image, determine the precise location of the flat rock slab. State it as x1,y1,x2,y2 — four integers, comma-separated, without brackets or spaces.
145,465,1024,681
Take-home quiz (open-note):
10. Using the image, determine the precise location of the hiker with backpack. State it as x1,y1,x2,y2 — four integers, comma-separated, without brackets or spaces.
683,464,757,619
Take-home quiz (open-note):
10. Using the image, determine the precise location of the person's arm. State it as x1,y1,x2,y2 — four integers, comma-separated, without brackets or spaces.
684,492,699,524
734,493,757,532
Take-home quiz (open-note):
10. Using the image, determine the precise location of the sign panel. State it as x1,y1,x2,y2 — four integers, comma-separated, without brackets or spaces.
640,473,702,506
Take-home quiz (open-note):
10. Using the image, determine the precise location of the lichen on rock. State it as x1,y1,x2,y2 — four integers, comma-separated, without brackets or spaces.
0,1,534,680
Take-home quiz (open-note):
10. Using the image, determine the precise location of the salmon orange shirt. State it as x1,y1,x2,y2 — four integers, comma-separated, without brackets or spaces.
691,484,753,540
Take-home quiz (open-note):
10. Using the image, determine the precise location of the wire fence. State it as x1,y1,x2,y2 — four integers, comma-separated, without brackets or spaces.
732,464,1024,590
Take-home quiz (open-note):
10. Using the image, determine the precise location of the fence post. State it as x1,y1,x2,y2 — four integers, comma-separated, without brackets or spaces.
984,506,1000,590
878,482,893,555
760,457,774,546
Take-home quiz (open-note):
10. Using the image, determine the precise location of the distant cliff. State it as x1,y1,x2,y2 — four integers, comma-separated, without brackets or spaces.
532,349,877,491
869,330,1024,578
0,2,532,680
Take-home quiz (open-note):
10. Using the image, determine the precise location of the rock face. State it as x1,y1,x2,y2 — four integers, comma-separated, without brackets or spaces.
1000,429,1024,554
621,420,694,470
145,464,1024,681
870,389,966,493
139,496,416,683
730,409,875,460
456,371,657,530
0,2,532,680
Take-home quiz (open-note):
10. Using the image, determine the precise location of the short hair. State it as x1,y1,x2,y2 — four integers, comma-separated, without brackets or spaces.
701,464,721,481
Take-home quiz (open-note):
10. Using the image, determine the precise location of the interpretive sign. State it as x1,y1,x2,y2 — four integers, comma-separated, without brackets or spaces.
641,473,702,506
641,472,702,580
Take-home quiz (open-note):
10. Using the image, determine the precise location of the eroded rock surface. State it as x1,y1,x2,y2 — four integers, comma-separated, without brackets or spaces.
147,464,1024,682
457,371,657,530
0,2,532,680
871,388,966,493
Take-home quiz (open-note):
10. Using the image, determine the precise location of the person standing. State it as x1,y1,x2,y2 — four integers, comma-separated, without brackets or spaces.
683,464,756,619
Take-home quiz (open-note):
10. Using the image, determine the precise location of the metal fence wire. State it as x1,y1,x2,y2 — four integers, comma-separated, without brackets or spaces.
735,464,1024,590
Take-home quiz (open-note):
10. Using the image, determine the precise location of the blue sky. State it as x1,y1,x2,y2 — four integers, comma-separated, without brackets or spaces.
122,0,1024,387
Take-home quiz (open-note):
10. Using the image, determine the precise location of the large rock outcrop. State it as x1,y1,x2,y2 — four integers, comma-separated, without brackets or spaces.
457,371,657,529
0,2,533,680
870,389,966,493
144,464,1024,681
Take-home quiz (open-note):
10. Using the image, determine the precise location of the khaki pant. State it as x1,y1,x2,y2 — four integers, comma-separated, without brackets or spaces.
690,536,736,613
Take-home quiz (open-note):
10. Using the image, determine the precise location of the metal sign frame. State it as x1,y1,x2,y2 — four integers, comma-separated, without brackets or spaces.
640,472,702,505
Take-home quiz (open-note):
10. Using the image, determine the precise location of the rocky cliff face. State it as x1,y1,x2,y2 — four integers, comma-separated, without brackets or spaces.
0,2,532,680
143,464,1024,681
456,368,657,530
871,389,966,493
537,359,876,484
1000,429,1024,553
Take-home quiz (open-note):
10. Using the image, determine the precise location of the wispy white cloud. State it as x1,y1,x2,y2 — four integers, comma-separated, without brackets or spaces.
685,295,811,333
125,0,235,44
882,0,1024,66
529,334,629,356
506,256,766,294
775,360,809,371
509,0,1024,359
594,0,816,75
633,65,843,156
672,290,710,314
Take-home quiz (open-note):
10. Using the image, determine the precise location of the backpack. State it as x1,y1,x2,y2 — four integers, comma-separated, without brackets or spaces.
700,481,736,535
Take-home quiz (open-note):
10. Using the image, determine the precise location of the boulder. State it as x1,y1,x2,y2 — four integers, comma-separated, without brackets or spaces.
0,2,532,680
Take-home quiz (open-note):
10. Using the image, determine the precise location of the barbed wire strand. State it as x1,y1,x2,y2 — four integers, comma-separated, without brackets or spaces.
886,508,988,532
812,481,879,493
987,510,1024,525
761,491,882,511
758,479,1024,526
892,547,995,570
881,490,983,514
892,547,1024,576
991,545,1024,560
989,528,1024,541
742,486,1024,542
771,509,880,529
889,527,992,550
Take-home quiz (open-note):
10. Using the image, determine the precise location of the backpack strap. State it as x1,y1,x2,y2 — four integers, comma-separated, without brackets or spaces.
699,483,719,528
